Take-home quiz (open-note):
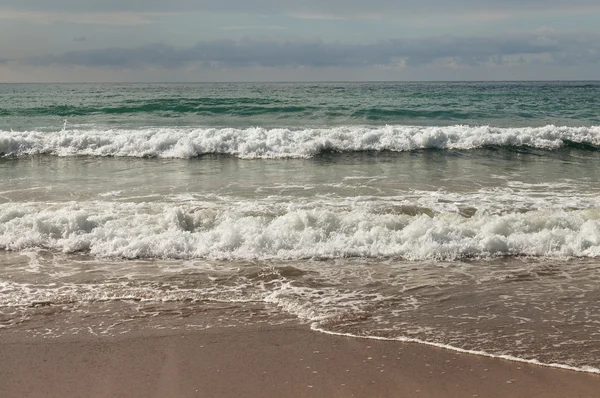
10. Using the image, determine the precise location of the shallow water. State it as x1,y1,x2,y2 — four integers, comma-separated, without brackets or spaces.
2,251,599,370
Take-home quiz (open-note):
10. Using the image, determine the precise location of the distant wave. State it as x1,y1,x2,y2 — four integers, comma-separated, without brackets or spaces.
0,97,591,122
0,102,484,120
0,97,294,117
1,125,599,159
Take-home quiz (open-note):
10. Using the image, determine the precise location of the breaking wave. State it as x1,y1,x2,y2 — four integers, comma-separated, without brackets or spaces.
1,125,599,159
2,201,600,260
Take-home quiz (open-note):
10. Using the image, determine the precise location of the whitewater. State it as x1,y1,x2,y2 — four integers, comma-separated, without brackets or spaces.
1,125,600,158
2,200,600,260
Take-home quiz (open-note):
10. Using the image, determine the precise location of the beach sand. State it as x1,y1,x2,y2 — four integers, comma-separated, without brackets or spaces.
1,322,599,398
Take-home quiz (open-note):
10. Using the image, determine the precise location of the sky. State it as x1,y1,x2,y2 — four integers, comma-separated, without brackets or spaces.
1,0,599,82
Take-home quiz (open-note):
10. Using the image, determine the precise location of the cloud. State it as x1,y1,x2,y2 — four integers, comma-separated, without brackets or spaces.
1,1,598,82
217,26,286,31
3,1,600,21
30,32,600,70
6,0,600,12
0,9,169,25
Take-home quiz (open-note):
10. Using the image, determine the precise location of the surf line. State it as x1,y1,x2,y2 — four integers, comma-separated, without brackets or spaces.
310,323,600,375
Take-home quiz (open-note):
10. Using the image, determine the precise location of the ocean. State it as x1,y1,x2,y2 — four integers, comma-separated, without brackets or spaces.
1,81,599,373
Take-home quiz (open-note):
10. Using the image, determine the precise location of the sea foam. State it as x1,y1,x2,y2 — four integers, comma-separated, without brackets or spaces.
1,201,600,260
1,125,599,158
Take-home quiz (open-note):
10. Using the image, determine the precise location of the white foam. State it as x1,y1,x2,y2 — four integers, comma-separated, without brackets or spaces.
2,249,599,374
261,265,600,375
1,125,599,158
263,281,386,323
0,277,259,308
1,201,600,260
310,326,600,375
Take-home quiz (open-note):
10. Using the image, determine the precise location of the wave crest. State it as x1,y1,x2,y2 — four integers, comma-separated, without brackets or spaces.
1,125,599,159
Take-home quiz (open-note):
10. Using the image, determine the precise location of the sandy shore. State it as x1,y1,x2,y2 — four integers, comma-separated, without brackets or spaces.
1,323,598,398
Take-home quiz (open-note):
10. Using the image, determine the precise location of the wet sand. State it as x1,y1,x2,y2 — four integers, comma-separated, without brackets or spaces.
1,323,599,398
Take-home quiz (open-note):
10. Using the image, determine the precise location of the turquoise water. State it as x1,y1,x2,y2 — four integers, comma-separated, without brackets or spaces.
1,82,599,130
1,82,599,372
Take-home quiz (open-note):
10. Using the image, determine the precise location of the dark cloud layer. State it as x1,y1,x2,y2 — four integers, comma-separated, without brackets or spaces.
32,32,600,69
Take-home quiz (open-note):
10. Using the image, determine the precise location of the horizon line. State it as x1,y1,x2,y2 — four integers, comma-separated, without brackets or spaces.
2,79,600,84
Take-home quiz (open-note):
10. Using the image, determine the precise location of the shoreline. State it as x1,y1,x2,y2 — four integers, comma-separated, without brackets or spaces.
2,323,599,398
312,326,600,376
